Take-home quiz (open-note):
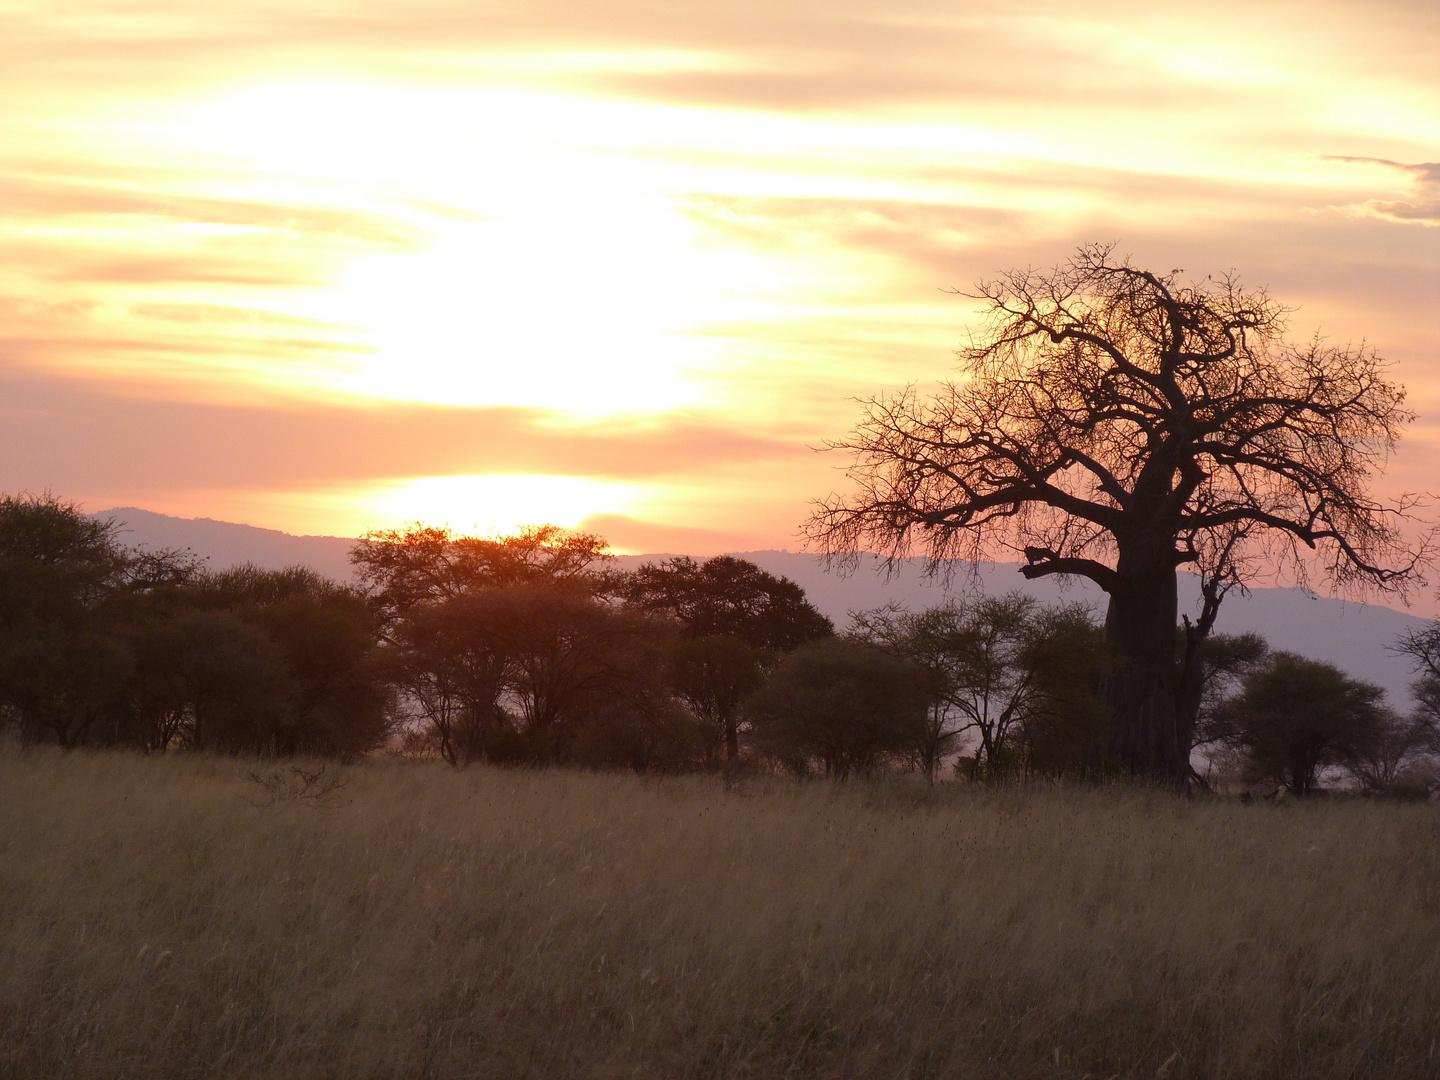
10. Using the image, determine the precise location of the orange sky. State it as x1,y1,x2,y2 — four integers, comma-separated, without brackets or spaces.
2,0,1437,554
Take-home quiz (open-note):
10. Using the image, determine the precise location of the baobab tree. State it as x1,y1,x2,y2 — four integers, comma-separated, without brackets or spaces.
807,244,1428,785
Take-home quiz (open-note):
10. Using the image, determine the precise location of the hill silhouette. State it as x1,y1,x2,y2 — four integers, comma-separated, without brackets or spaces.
100,507,355,582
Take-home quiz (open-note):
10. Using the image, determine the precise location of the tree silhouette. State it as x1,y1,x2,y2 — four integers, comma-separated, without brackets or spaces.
746,639,929,778
1211,653,1387,795
350,523,611,627
622,556,833,654
0,494,133,745
808,244,1427,784
851,594,1097,780
621,555,833,762
391,593,512,766
665,634,765,765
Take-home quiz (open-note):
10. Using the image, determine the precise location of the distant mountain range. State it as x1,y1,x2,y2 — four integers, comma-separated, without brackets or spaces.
102,507,357,582
96,506,1432,707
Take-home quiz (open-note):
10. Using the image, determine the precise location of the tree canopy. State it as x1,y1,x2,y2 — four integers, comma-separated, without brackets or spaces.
850,594,1099,780
619,555,833,764
351,522,612,626
746,639,929,778
1211,652,1388,796
620,555,834,654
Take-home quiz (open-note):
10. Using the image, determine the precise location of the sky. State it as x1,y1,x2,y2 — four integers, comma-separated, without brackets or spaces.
2,0,1438,561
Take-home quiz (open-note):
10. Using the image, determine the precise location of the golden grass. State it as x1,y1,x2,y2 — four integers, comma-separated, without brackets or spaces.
2,749,1438,1079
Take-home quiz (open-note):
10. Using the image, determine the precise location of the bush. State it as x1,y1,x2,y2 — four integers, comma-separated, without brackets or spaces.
746,639,929,777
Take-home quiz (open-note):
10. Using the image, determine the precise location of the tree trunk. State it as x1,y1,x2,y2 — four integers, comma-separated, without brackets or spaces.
1175,573,1227,782
1100,551,1188,785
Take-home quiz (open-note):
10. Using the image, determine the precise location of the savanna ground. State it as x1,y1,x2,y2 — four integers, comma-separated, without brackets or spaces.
3,749,1438,1080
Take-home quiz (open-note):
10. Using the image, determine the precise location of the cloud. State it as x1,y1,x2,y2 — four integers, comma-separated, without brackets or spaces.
0,171,433,391
1,0,1438,544
1,176,429,246
1324,157,1440,227
0,370,810,493
577,513,765,556
5,1,1433,121
0,173,430,288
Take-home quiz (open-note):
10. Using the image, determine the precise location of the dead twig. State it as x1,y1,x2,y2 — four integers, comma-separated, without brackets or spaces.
242,764,351,809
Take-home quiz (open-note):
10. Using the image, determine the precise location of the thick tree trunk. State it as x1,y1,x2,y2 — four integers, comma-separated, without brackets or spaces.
1100,551,1188,785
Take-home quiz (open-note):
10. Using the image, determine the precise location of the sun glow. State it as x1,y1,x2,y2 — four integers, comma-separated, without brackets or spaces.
370,473,640,538
113,83,795,415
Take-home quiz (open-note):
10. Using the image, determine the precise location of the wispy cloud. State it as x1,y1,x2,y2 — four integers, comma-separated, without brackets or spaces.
0,370,809,490
1,1,1438,540
1325,157,1440,227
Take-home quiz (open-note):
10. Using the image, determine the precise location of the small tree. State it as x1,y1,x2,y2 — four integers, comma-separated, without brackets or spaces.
1187,631,1270,783
182,565,393,758
354,524,626,764
0,493,128,627
1389,621,1440,758
1013,607,1108,777
852,595,1102,780
621,556,833,762
96,608,291,755
666,634,766,765
808,245,1428,785
391,593,515,766
496,586,666,742
251,592,392,759
566,695,710,774
1212,652,1386,795
1345,708,1435,791
0,629,129,747
0,494,131,745
746,639,929,778
848,604,968,780
392,583,673,766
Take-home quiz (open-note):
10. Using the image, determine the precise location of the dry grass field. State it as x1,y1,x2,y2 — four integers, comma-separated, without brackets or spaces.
2,749,1438,1080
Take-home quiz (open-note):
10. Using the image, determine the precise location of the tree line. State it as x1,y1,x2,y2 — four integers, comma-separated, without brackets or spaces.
2,490,1437,793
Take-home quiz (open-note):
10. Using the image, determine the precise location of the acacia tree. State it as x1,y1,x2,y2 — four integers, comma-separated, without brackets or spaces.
746,639,929,778
390,595,511,765
351,522,612,628
1378,621,1440,783
0,494,146,745
621,556,834,653
620,556,833,762
851,594,1096,780
848,604,970,779
808,245,1426,784
1211,653,1387,795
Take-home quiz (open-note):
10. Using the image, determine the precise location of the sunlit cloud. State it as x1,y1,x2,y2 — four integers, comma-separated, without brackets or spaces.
0,373,810,487
1324,157,1440,226
1,0,1438,556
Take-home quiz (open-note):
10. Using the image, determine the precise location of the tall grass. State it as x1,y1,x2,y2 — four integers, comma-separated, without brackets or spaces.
2,749,1438,1079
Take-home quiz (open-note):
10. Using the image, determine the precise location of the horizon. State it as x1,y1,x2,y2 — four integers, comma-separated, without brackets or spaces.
88,501,1440,603
75,502,1435,709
